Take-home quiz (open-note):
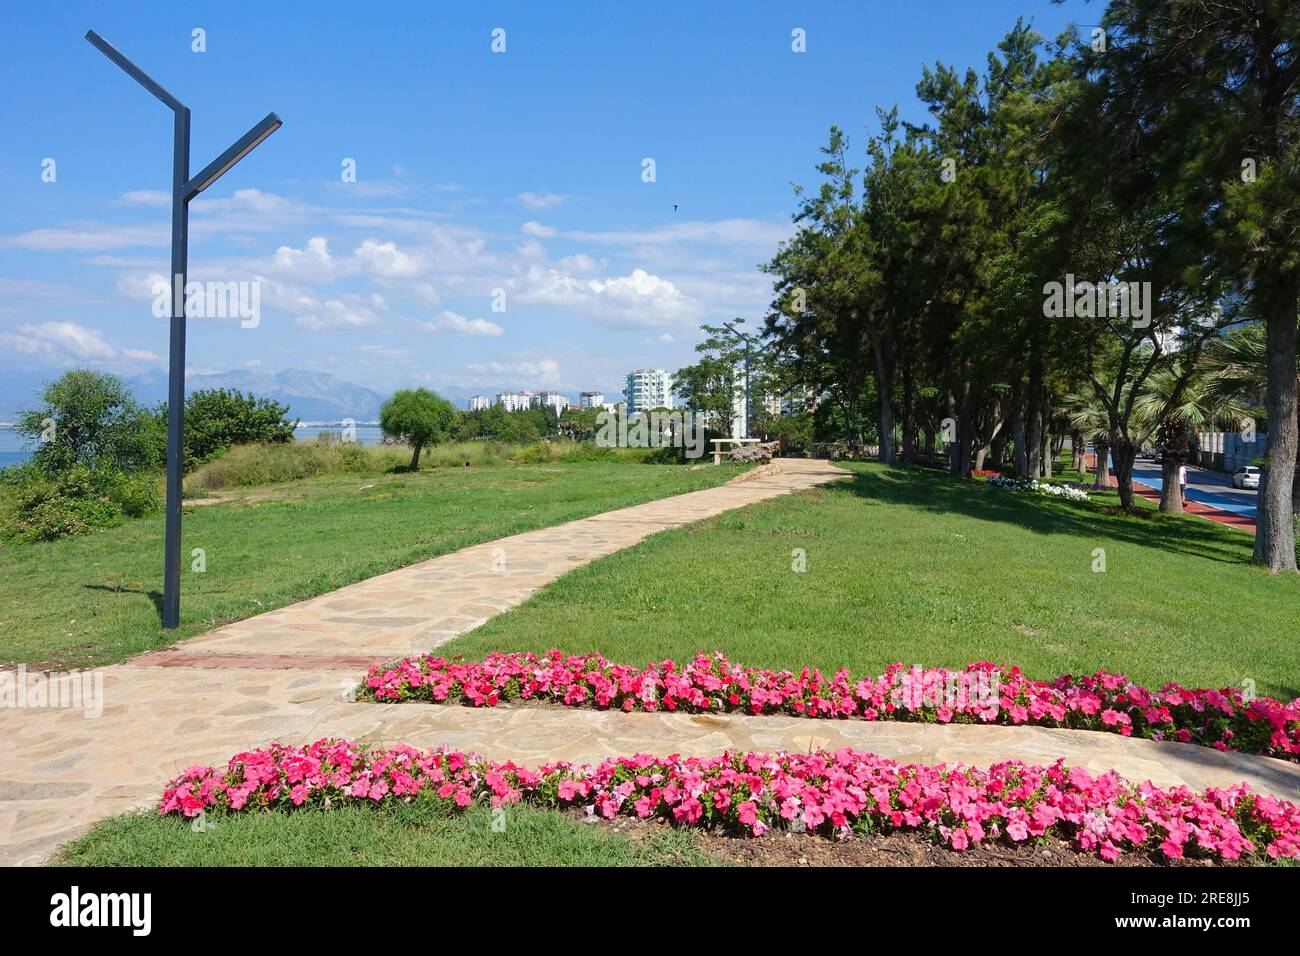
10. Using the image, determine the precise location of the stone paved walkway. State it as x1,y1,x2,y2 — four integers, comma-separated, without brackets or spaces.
3,457,1297,865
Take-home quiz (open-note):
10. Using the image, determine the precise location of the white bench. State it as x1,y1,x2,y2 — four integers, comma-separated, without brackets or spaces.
710,437,762,465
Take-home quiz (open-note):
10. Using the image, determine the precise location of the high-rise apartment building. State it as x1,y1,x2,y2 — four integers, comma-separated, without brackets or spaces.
624,369,673,412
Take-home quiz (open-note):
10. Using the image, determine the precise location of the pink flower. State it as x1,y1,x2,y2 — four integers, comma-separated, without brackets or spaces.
737,801,759,826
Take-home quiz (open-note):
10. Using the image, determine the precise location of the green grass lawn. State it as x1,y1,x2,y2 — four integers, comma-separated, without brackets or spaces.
445,462,1300,699
53,803,715,867
0,461,742,669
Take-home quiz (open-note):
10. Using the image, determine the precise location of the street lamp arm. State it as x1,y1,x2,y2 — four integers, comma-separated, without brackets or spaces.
183,113,283,200
85,30,186,113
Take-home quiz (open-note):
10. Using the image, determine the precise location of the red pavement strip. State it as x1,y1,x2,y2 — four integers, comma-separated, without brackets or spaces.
1081,452,1253,535
1130,480,1257,534
1081,452,1255,534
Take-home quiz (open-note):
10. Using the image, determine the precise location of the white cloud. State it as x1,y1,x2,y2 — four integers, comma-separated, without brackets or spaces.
114,271,169,300
515,266,696,328
2,222,168,251
353,238,425,278
294,292,387,331
516,192,568,210
328,180,411,199
0,322,160,366
116,190,171,207
521,221,556,238
464,357,563,388
424,310,503,337
563,218,790,250
264,237,337,283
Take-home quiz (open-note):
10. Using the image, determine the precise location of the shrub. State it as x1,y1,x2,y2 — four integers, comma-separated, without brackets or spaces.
557,444,620,463
512,442,555,464
159,389,297,469
112,470,164,517
184,442,338,493
17,369,156,475
1,464,162,542
642,445,682,465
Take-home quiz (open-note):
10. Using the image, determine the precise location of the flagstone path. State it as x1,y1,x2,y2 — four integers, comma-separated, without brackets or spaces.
3,457,1297,865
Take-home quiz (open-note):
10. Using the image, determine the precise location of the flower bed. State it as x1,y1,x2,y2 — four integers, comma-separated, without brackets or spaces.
159,738,1300,863
358,651,1300,762
984,474,1090,501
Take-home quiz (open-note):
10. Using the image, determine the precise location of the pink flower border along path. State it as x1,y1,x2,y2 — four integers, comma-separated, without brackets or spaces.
160,738,1300,864
358,651,1300,763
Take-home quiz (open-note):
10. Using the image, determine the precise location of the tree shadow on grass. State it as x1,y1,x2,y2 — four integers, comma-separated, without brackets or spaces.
844,465,1256,567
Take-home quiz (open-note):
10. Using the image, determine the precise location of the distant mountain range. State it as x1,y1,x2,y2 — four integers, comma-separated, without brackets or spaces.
0,368,387,424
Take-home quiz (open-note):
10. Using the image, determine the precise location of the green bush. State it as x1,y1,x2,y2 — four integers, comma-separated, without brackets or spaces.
642,445,683,465
157,389,297,469
2,465,162,543
113,471,164,517
184,442,338,493
557,444,620,463
18,370,157,475
512,442,555,464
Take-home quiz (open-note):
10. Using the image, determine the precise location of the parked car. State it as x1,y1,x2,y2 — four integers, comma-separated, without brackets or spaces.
1232,466,1260,490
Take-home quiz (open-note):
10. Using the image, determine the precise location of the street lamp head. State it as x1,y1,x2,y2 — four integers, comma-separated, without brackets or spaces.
85,29,185,112
185,113,283,198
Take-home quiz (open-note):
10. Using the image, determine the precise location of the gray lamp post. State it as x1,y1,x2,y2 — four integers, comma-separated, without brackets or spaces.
86,29,282,629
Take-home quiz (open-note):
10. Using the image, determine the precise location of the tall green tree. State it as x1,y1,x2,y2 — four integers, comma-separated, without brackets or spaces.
379,388,457,469
1085,0,1300,568
17,370,155,475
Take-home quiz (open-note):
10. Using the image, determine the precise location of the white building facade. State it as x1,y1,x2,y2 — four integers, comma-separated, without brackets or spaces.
624,369,673,412
495,391,534,412
534,391,570,414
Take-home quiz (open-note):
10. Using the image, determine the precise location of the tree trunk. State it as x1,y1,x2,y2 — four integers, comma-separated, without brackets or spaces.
1253,271,1299,570
1025,356,1042,478
1093,438,1110,489
1037,398,1052,477
1012,395,1028,476
1111,432,1137,509
1159,420,1190,514
871,338,897,465
945,390,959,472
1159,459,1183,514
901,366,916,463
409,441,424,470
1293,401,1300,511
990,428,1008,471
1071,430,1084,473
955,371,974,477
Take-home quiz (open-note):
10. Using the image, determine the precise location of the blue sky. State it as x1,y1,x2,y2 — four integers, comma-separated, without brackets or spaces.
0,0,1095,403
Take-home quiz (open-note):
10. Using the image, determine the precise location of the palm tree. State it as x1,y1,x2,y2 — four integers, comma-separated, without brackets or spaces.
1061,389,1113,490
1204,324,1299,510
1134,357,1251,514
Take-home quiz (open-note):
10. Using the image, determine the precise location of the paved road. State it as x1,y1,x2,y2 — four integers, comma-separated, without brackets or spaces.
1130,461,1257,518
